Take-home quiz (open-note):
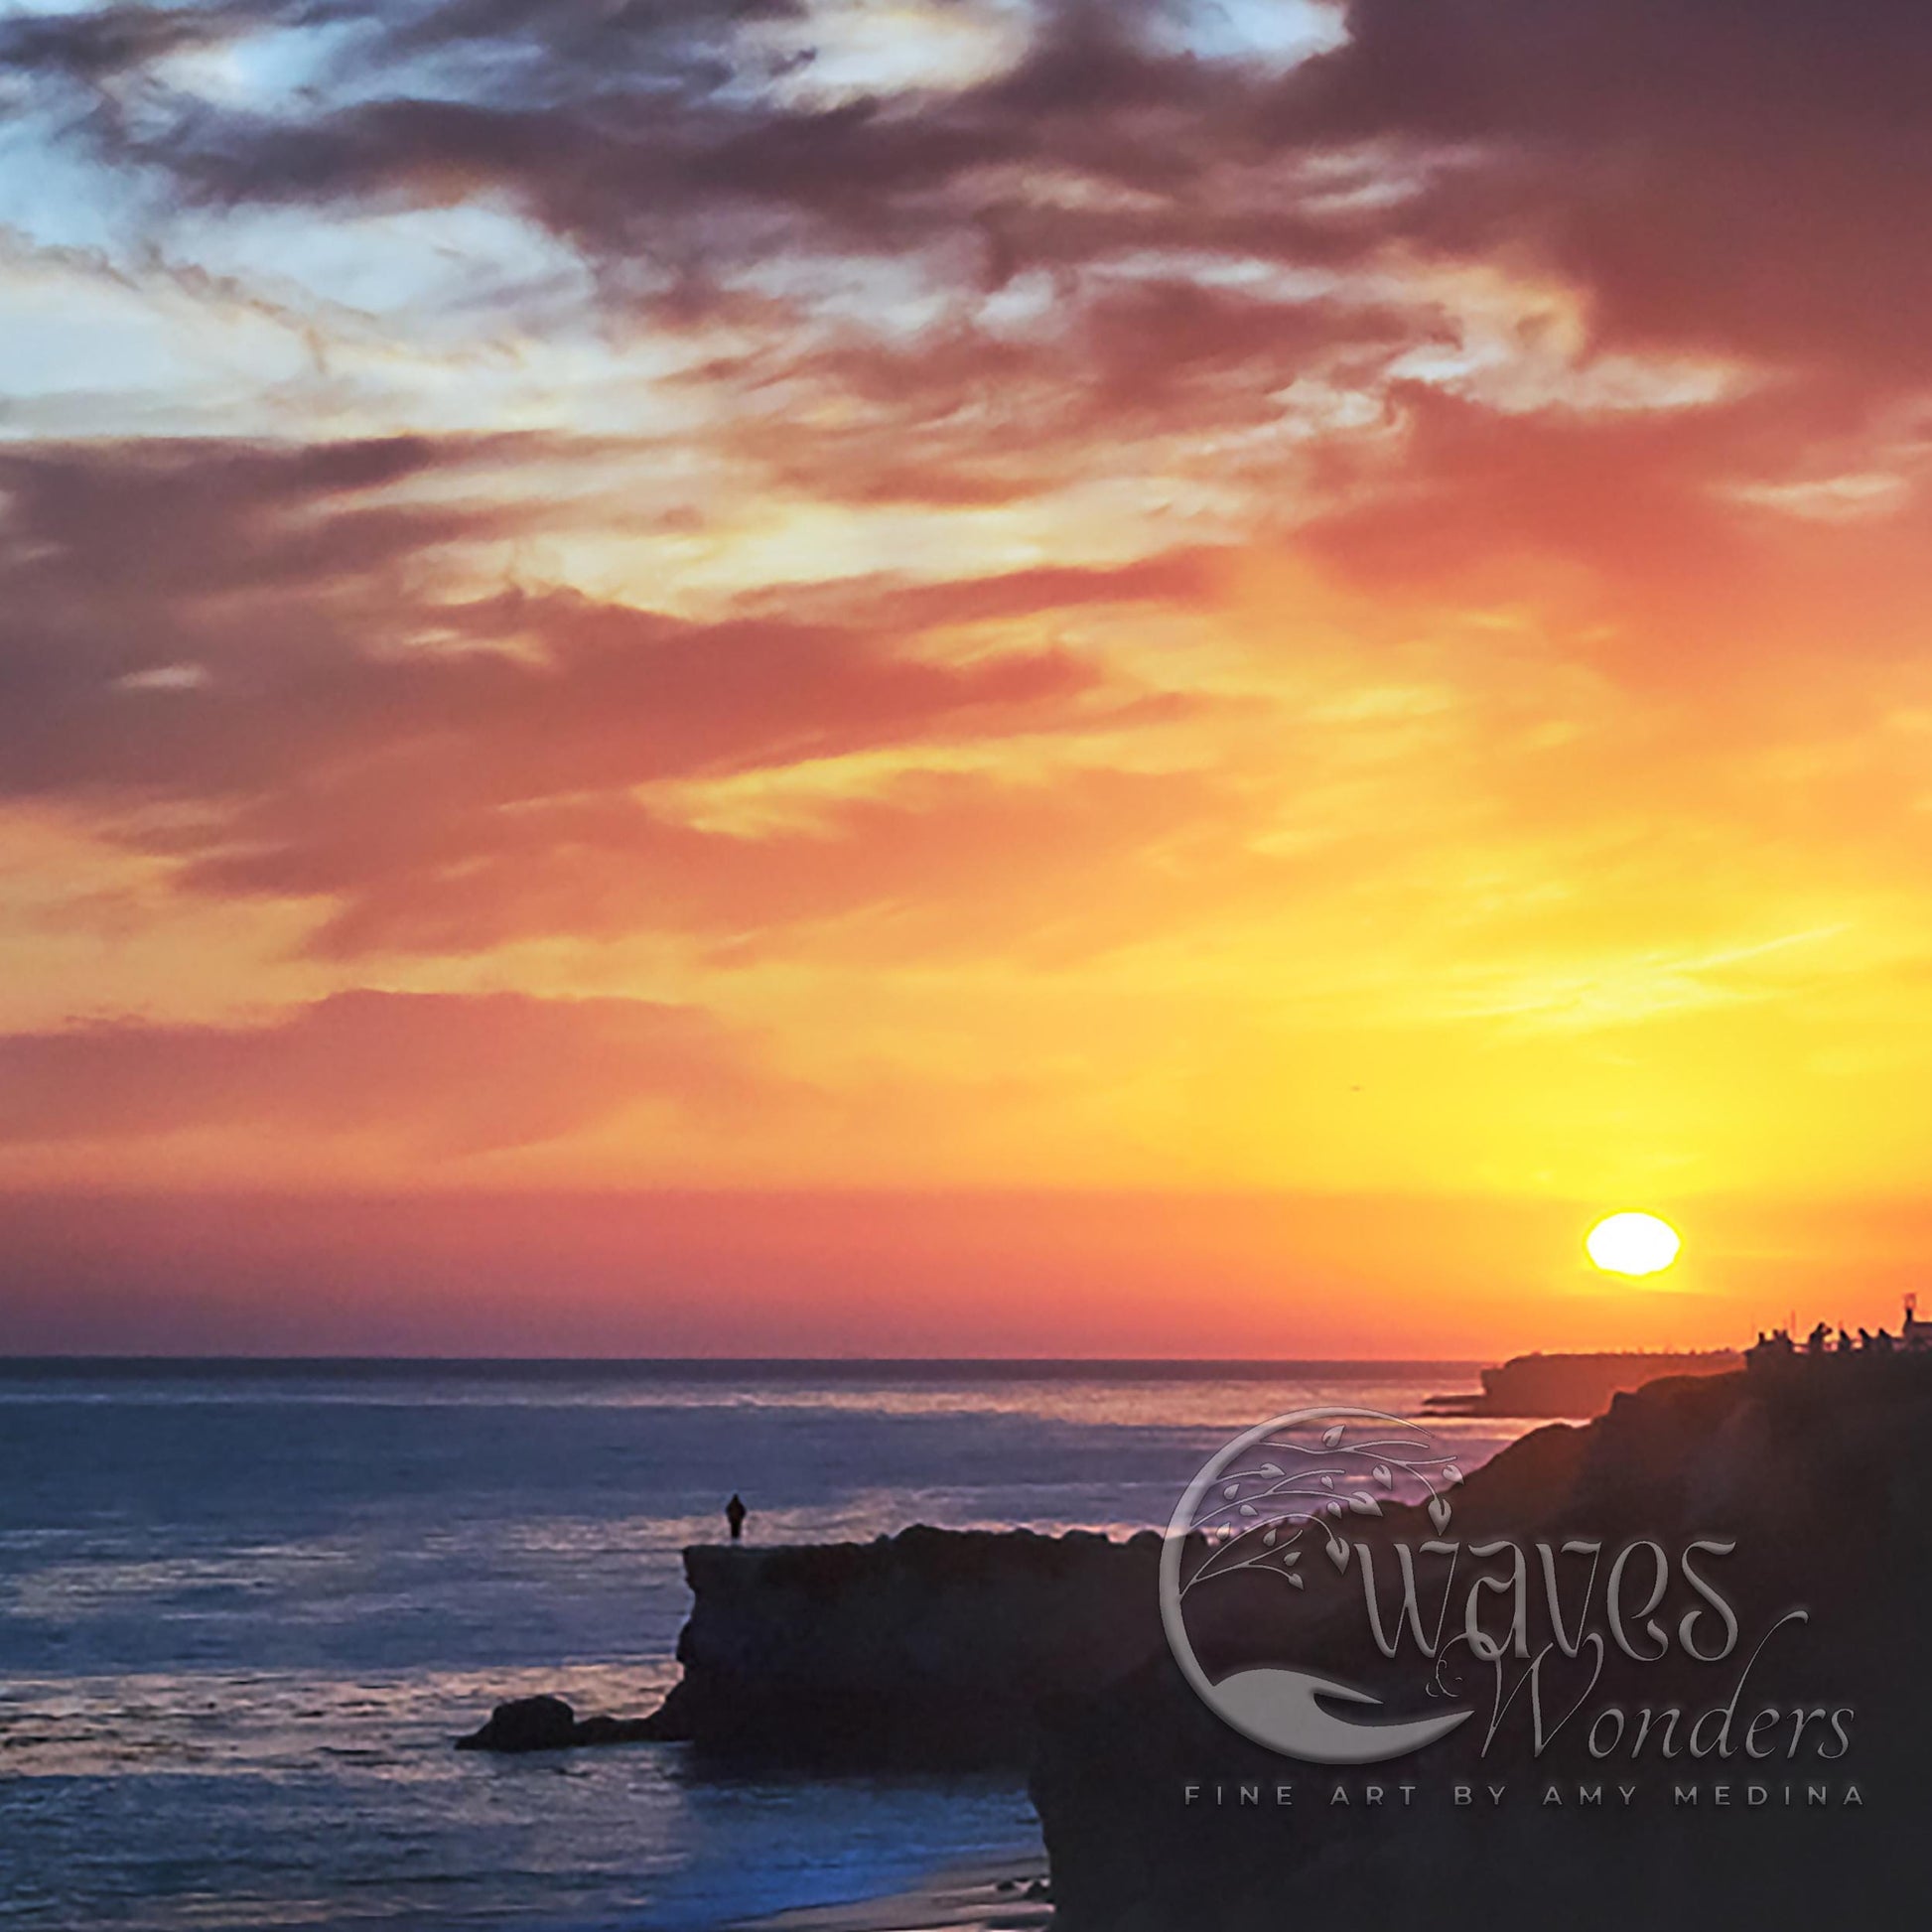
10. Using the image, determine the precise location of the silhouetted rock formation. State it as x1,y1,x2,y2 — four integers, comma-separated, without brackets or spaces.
456,1694,662,1752
639,1525,1168,1767
1426,1349,1740,1416
1034,1365,1932,1931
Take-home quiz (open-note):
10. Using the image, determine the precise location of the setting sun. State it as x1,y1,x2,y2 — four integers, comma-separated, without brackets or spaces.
1586,1212,1683,1278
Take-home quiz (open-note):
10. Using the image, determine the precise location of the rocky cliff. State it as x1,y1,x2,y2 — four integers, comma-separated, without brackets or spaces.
640,1524,1165,1766
1425,1348,1740,1416
1033,1363,1932,1931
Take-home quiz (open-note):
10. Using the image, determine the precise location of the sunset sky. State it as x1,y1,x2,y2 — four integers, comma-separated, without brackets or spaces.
4,0,1932,1353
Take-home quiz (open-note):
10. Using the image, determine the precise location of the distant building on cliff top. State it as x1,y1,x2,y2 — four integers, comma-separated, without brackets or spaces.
1747,1294,1932,1370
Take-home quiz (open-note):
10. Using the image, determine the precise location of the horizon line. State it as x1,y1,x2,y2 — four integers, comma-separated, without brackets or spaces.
0,1349,1736,1370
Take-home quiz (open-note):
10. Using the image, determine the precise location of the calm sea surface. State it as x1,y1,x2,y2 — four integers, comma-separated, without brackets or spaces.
0,1361,1533,1929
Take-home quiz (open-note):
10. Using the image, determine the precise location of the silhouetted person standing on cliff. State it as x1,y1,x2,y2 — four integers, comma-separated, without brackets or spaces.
726,1494,747,1542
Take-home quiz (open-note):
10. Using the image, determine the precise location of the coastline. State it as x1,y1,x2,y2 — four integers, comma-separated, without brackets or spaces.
0,1360,1524,1932
731,1852,1051,1932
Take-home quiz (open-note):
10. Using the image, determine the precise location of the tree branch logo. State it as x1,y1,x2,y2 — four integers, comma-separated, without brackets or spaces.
1161,1407,1843,1777
1162,1407,1475,1762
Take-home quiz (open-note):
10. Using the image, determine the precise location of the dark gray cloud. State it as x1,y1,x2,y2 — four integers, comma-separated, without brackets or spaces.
8,0,1924,586
0,2,233,82
1273,0,1932,381
14,0,1931,392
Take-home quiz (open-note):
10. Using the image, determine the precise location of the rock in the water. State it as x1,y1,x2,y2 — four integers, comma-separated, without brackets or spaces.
456,1693,676,1752
456,1695,582,1753
572,1713,661,1746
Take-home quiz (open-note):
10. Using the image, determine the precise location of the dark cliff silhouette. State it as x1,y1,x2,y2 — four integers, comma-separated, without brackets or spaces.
1034,1362,1932,1930
1425,1348,1740,1417
640,1525,1166,1767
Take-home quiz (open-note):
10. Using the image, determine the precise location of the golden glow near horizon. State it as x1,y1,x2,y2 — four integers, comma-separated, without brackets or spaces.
1585,1212,1683,1279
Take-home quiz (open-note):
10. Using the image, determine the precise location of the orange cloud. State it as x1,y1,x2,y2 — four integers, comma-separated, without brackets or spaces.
0,992,772,1157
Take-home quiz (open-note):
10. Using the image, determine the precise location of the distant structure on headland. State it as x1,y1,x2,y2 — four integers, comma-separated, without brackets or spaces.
1425,1348,1740,1418
1746,1294,1932,1370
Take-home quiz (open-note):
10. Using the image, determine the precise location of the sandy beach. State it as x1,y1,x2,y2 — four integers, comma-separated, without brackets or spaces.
733,1853,1052,1932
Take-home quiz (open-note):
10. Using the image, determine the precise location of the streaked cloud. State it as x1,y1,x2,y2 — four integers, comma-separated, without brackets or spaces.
0,989,770,1154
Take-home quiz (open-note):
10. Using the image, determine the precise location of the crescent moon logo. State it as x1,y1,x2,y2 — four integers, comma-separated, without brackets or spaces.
1160,1406,1473,1764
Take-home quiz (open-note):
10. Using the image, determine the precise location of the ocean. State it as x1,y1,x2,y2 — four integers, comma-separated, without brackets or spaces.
0,1361,1533,1930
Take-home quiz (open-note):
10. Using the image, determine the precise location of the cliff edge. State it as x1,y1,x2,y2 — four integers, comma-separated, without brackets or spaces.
1425,1348,1740,1416
1033,1363,1932,1931
641,1523,1164,1766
